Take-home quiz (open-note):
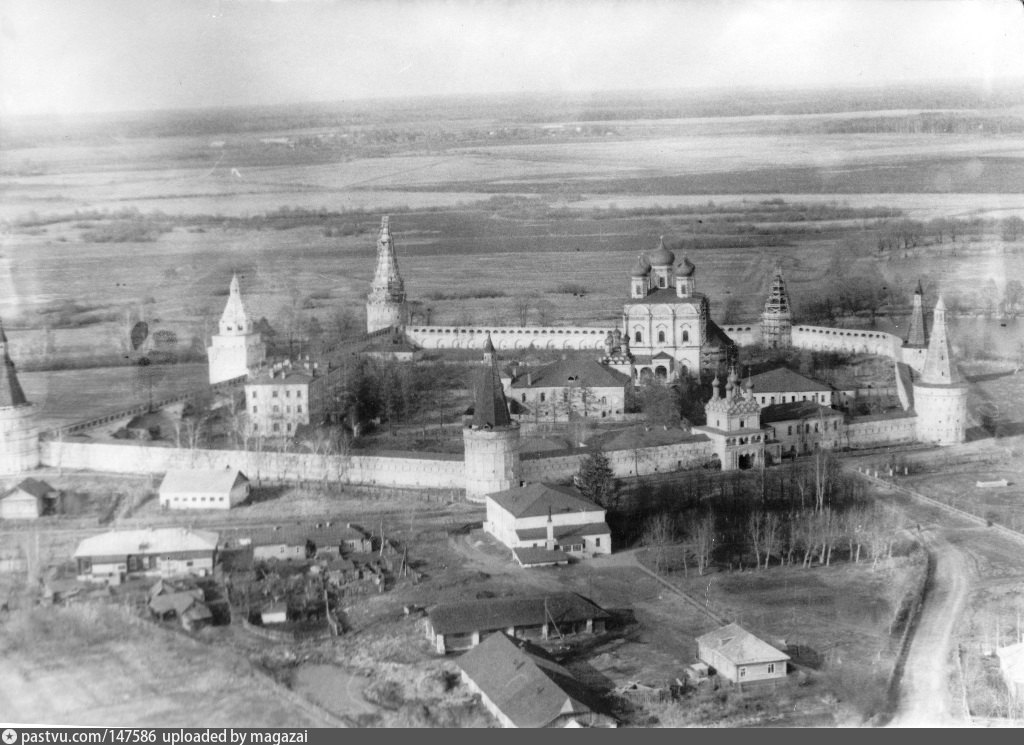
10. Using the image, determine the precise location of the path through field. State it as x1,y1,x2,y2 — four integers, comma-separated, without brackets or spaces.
888,530,971,727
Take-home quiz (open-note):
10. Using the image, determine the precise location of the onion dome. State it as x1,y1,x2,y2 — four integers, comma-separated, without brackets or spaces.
630,254,652,277
678,256,696,277
648,236,675,266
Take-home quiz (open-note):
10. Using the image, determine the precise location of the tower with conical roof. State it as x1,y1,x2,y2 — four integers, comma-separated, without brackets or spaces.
900,280,930,372
912,297,967,445
0,319,40,474
463,334,521,502
366,215,409,333
760,263,793,348
207,274,266,384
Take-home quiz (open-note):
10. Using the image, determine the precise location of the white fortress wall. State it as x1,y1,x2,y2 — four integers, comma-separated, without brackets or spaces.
40,441,465,489
791,325,902,358
721,325,762,347
405,326,614,351
521,438,714,483
842,415,918,448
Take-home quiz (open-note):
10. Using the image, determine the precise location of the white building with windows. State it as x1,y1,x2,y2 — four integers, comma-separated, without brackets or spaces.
73,527,220,585
484,482,611,558
207,274,266,385
158,468,250,510
244,360,330,437
696,623,790,684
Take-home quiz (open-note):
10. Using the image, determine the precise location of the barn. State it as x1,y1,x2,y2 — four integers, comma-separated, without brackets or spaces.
158,468,250,510
0,478,58,520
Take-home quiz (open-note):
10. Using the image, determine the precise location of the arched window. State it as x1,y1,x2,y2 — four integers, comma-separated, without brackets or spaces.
635,331,642,343
682,330,689,342
657,330,666,343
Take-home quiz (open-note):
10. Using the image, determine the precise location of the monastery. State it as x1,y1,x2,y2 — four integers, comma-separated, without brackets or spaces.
0,215,969,501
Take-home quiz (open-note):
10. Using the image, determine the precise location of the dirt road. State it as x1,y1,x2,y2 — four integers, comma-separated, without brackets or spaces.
888,530,972,727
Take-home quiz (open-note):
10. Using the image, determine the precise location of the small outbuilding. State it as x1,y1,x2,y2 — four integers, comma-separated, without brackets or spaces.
996,641,1024,703
696,623,790,684
158,468,250,510
0,478,59,520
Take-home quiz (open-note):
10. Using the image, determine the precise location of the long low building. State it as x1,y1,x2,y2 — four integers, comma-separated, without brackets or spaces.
158,468,250,510
425,592,610,654
73,527,220,585
457,632,617,728
220,522,373,560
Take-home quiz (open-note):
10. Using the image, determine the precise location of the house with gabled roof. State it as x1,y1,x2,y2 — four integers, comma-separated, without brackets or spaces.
696,623,790,684
73,527,220,585
158,468,250,510
484,482,610,560
747,368,834,408
505,356,633,421
0,477,58,520
425,592,610,654
456,632,617,728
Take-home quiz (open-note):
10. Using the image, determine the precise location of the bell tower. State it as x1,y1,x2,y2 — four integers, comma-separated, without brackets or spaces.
207,274,266,384
366,215,409,333
760,263,793,348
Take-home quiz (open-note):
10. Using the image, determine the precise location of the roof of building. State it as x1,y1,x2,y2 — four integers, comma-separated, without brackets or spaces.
511,357,631,390
74,528,220,558
428,593,610,636
149,590,205,617
0,320,29,409
705,319,735,348
648,237,675,266
3,478,57,501
512,547,572,567
247,367,318,386
678,257,696,277
919,297,964,386
472,337,512,428
630,254,652,277
599,425,706,451
696,623,790,666
223,522,369,549
760,401,839,425
748,368,832,394
158,468,248,496
488,482,603,519
456,632,609,728
515,522,610,542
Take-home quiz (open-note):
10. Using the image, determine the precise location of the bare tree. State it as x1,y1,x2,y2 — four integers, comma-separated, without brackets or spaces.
642,513,678,576
747,511,764,569
690,514,716,576
762,512,781,569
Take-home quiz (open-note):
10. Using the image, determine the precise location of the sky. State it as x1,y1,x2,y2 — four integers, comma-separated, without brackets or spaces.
2,0,1024,116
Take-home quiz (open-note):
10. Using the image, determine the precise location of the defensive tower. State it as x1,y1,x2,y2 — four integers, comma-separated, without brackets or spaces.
366,215,408,333
0,319,39,474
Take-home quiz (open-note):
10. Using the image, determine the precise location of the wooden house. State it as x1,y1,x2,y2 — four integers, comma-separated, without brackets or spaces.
457,632,616,728
73,527,219,585
425,592,610,654
0,478,58,520
696,623,790,684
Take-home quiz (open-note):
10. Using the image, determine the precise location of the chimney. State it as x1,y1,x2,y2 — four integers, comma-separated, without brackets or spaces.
546,507,556,551
526,372,532,386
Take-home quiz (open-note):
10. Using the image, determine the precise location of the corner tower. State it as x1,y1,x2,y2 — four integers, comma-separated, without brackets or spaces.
463,335,521,502
760,263,793,349
912,297,967,445
366,215,408,333
0,320,40,474
207,274,266,385
901,280,929,373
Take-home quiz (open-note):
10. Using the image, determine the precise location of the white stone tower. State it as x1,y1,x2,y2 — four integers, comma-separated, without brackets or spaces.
760,263,793,348
463,335,521,502
366,215,408,333
0,319,39,474
913,297,968,445
207,274,266,385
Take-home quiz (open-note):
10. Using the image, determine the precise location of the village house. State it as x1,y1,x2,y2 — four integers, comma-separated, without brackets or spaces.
760,400,846,457
747,367,834,408
504,356,633,422
456,632,617,728
696,623,790,685
158,468,250,510
425,592,610,654
0,477,58,520
483,482,611,561
73,527,220,585
148,578,212,632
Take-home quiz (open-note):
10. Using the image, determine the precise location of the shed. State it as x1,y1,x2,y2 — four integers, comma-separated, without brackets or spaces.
1,478,59,520
158,468,250,510
696,623,790,684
